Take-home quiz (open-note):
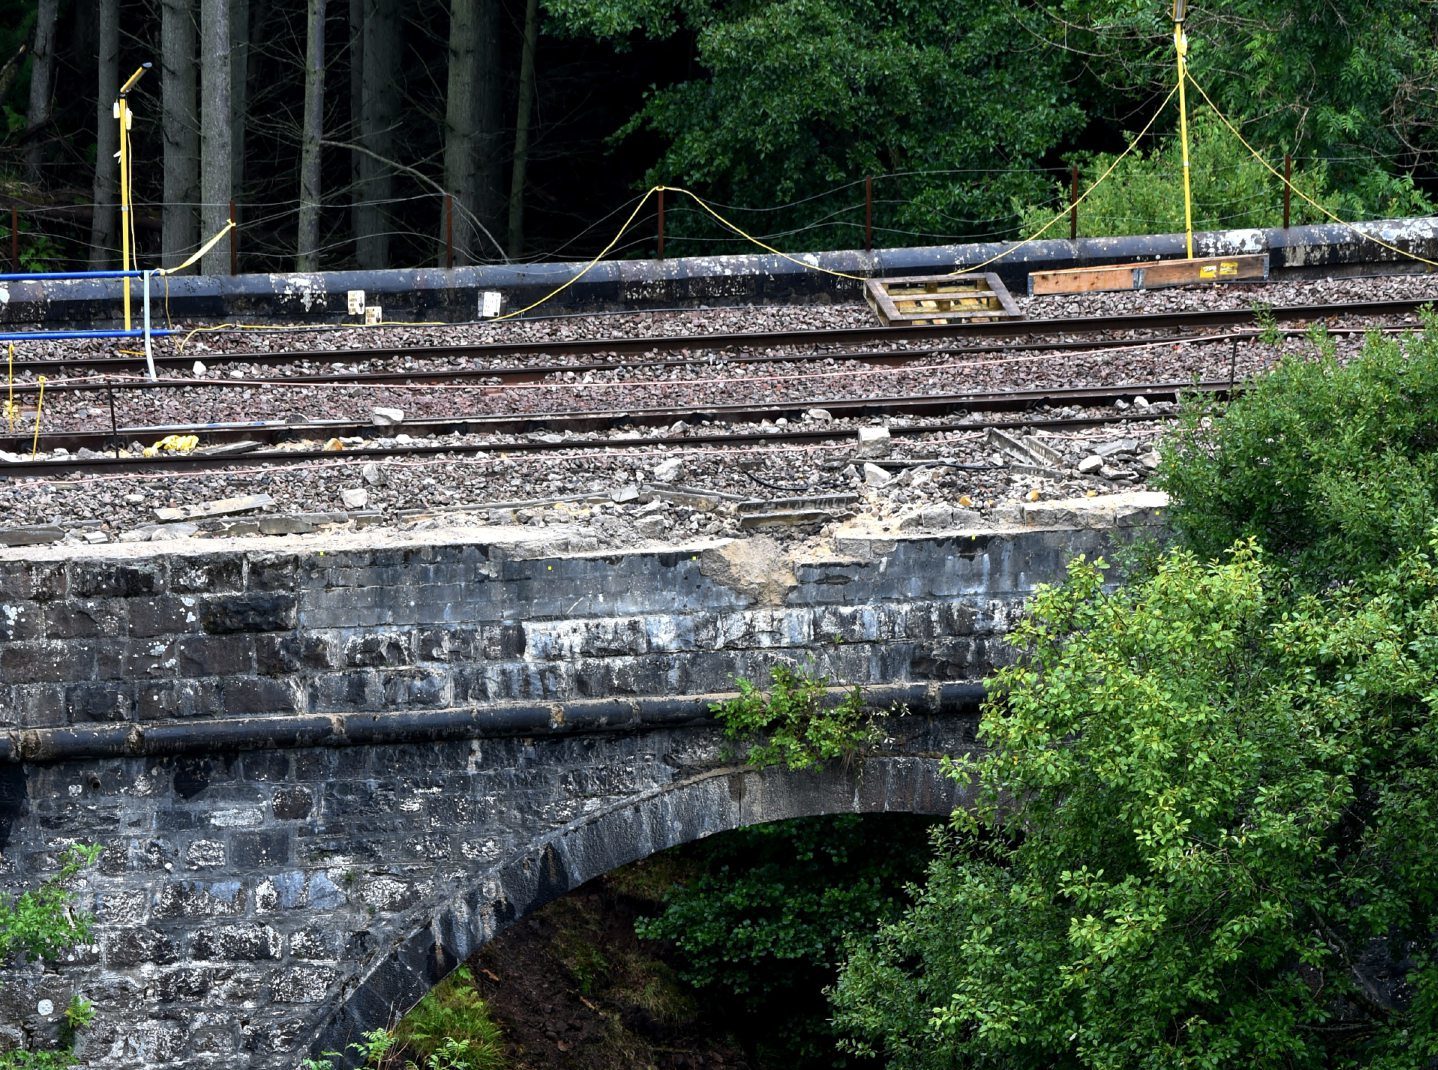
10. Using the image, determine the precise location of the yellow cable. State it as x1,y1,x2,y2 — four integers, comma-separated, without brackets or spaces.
661,186,868,282
29,376,45,459
160,220,237,277
949,84,1180,276
1185,72,1438,270
492,189,662,320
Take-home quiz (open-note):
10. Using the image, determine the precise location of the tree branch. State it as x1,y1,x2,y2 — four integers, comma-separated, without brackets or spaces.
320,137,508,261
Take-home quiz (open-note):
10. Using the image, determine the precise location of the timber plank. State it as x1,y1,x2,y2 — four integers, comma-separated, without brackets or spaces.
1028,254,1269,295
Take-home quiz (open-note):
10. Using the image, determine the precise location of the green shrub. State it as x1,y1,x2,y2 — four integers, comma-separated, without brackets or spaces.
711,662,882,770
391,968,506,1070
1161,316,1438,585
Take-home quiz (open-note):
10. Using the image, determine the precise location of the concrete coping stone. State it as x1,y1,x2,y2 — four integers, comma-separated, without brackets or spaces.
0,491,1168,567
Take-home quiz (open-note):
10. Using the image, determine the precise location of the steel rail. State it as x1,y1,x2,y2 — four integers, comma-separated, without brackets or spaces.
1,381,1216,478
2,296,1430,380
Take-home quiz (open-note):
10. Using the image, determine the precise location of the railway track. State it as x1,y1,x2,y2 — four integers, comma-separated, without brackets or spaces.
2,380,1213,477
0,296,1429,386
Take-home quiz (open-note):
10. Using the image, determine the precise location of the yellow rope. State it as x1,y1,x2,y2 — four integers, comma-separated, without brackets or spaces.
662,186,868,282
159,221,237,277
1185,71,1438,270
950,83,1180,276
494,183,872,320
492,189,661,320
29,376,45,459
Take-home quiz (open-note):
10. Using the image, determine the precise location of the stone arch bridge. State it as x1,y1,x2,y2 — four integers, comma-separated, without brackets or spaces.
0,499,1159,1069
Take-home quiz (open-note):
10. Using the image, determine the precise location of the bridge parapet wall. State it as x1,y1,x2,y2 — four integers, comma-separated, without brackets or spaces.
0,506,1160,1068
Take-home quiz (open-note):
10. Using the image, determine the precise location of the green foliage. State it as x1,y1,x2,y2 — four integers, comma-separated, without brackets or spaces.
1015,110,1429,238
0,845,101,967
391,969,507,1070
711,662,881,770
833,318,1438,1067
637,814,938,1067
833,543,1438,1067
1161,317,1438,585
547,0,1085,252
0,845,102,1070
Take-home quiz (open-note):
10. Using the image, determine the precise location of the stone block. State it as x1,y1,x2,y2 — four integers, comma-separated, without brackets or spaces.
191,923,282,961
104,927,180,966
44,598,126,639
64,682,135,723
0,601,43,641
272,786,314,820
200,593,297,635
343,632,411,668
174,635,255,678
69,561,161,598
270,964,339,1003
0,562,66,601
219,675,302,717
136,679,213,721
128,595,201,637
2,642,93,684
254,632,341,675
170,556,245,594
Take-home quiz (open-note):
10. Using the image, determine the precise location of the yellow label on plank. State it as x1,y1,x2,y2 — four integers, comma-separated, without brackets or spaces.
1219,260,1239,276
1199,265,1217,279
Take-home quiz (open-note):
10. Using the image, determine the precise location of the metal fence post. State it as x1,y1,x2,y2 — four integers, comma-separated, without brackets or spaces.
445,194,455,269
1283,154,1293,230
229,200,238,274
865,176,873,253
657,189,666,260
1070,164,1080,241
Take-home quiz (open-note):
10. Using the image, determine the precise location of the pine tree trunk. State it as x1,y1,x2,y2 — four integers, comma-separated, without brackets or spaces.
296,0,327,271
442,0,480,265
355,0,400,269
506,0,540,258
229,0,250,209
88,0,119,268
161,0,200,270
348,0,364,261
474,0,503,251
24,0,60,184
199,0,232,275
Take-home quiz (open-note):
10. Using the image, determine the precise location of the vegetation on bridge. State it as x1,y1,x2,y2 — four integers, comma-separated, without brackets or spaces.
830,324,1438,1065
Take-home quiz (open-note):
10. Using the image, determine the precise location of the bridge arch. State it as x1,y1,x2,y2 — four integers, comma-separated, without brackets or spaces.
309,750,970,1062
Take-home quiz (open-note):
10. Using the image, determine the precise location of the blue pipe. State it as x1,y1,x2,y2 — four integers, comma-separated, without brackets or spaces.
0,329,176,342
0,270,146,282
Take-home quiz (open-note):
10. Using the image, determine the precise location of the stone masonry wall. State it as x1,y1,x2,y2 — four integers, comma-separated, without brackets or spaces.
0,515,1153,1069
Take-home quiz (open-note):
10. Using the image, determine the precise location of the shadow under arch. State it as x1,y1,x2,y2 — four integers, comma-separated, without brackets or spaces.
309,751,970,1062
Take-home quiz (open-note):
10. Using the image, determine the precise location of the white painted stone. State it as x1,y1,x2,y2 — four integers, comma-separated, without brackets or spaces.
856,426,892,458
371,407,404,427
863,462,892,486
341,488,369,510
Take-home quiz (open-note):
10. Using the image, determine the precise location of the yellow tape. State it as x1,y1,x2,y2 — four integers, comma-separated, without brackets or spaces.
29,376,45,459
142,434,199,458
160,221,237,277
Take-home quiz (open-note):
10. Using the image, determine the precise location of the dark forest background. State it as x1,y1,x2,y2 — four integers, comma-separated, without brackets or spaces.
1,0,1436,273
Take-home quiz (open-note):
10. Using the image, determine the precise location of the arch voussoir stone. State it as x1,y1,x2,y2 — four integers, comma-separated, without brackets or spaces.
312,747,973,1065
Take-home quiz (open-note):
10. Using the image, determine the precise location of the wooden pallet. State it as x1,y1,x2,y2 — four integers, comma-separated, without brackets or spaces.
865,273,1022,326
1028,254,1269,296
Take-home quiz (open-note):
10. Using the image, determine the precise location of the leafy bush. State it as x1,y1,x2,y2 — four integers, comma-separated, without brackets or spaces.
834,544,1438,1068
711,662,882,770
0,845,102,1070
637,814,938,1068
1016,110,1434,239
1161,316,1438,585
391,969,506,1070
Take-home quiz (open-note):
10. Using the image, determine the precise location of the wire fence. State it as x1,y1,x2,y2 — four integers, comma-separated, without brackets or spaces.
0,153,1400,277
